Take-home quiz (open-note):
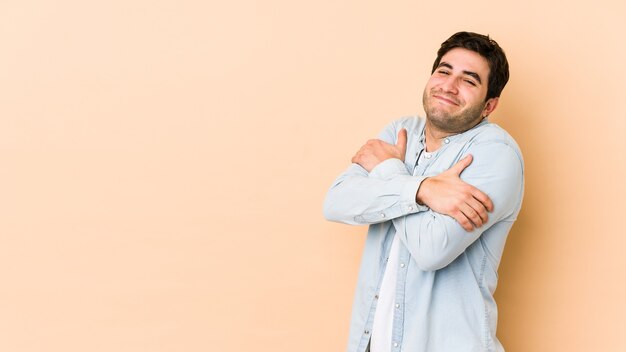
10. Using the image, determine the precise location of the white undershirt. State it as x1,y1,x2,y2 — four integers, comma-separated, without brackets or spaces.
370,235,401,352
370,148,432,352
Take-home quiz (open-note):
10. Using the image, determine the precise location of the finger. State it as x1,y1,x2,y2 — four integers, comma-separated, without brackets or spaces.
459,202,484,229
471,188,494,212
466,197,489,224
447,154,473,176
452,210,474,232
396,128,408,149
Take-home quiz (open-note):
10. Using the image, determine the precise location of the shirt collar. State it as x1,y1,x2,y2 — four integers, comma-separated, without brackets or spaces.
416,117,490,146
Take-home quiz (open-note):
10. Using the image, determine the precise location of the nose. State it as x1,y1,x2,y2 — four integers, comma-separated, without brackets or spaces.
439,76,459,95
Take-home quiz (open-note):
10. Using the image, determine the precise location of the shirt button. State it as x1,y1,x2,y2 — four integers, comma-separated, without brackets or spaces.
395,303,400,308
444,138,450,144
364,330,370,334
400,263,405,268
374,294,379,299
380,213,385,218
394,342,399,347
408,206,414,211
425,154,431,159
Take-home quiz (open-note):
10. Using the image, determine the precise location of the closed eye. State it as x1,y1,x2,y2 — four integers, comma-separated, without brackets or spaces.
464,79,477,86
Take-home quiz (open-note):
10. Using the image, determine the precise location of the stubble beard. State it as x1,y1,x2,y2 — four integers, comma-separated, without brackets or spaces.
422,89,486,134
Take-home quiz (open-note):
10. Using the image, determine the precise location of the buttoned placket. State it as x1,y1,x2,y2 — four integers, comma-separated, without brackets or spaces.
390,245,410,350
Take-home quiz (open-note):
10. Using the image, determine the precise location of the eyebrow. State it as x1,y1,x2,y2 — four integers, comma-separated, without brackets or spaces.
438,62,483,84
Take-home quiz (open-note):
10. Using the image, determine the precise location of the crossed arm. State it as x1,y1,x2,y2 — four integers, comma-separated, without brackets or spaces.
330,127,493,231
323,126,523,270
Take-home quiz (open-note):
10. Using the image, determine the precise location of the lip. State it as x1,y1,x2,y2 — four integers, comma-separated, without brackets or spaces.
432,94,460,106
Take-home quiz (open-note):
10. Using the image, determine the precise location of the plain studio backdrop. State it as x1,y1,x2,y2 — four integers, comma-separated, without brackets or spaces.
1,0,625,351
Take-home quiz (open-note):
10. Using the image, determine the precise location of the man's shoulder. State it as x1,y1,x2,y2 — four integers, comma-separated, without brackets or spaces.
390,115,426,133
375,115,425,143
464,121,524,165
467,121,520,147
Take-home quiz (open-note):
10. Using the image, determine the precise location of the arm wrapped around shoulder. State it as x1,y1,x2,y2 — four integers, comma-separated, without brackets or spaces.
393,140,524,271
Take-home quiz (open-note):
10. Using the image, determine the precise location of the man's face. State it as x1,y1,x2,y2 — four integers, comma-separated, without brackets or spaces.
422,47,497,133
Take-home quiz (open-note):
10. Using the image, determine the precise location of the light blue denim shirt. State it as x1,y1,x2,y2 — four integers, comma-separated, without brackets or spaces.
323,116,524,352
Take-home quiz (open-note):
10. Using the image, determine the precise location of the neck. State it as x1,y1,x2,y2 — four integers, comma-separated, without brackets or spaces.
424,117,487,151
424,121,454,152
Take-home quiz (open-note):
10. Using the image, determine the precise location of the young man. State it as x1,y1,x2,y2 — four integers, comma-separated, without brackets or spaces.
323,32,524,352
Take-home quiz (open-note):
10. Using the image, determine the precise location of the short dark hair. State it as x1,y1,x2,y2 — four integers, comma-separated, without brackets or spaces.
431,31,509,101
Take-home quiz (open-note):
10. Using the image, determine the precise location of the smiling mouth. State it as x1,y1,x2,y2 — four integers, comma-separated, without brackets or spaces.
432,94,460,106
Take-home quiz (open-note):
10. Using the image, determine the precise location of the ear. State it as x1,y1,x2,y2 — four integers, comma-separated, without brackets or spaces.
481,97,499,117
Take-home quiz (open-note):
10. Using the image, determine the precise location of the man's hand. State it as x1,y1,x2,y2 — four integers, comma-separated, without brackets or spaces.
351,129,408,172
416,155,494,232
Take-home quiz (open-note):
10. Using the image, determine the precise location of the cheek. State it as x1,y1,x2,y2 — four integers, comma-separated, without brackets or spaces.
458,89,484,105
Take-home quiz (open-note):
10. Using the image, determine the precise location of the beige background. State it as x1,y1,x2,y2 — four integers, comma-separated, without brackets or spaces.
1,0,625,351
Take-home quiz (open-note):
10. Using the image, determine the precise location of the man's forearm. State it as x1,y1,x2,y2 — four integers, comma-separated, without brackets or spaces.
392,144,523,271
415,155,494,231
323,160,428,225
